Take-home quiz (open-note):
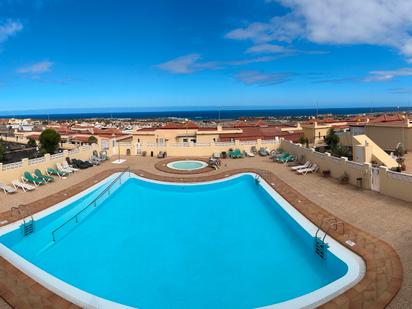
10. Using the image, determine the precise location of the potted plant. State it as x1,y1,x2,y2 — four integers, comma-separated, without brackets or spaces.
338,172,349,184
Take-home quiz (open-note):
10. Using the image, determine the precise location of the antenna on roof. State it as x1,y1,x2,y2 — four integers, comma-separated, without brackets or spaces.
315,101,319,118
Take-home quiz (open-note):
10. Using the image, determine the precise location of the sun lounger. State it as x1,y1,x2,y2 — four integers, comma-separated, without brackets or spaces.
297,164,319,175
12,180,35,192
290,161,311,171
34,169,53,182
62,161,79,172
275,152,290,162
245,150,255,157
90,155,101,165
157,151,166,158
0,183,17,195
229,149,243,159
234,149,243,158
99,151,109,160
47,167,68,178
279,155,295,164
70,158,92,169
259,147,270,156
34,169,54,182
56,163,73,174
23,171,46,186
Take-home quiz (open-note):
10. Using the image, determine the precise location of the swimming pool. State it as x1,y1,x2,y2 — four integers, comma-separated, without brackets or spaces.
0,172,365,309
166,160,208,170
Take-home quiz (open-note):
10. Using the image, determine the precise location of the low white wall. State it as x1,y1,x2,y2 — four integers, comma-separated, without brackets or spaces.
115,139,280,157
0,144,98,184
280,140,371,188
379,167,412,202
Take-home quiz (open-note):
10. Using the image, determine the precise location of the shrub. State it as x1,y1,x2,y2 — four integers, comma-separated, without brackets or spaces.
324,128,340,149
39,129,61,154
27,137,37,148
0,143,4,162
88,136,98,144
331,145,350,158
394,143,405,158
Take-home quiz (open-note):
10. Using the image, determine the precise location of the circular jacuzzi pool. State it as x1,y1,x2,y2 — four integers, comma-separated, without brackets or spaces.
166,160,208,171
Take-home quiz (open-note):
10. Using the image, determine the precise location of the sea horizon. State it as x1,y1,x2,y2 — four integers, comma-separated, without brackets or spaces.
1,106,411,120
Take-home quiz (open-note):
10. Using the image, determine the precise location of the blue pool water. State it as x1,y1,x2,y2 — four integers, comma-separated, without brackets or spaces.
0,174,348,308
167,160,207,170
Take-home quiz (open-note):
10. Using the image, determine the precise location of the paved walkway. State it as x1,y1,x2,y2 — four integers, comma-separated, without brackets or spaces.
0,156,410,308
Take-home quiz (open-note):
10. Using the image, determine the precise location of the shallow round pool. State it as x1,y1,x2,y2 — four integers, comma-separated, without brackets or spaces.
166,160,208,171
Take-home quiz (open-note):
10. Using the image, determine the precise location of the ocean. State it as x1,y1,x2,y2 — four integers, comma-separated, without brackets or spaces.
1,106,411,120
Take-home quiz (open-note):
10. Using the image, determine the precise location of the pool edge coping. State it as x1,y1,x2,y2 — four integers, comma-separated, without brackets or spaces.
0,167,403,309
155,157,214,174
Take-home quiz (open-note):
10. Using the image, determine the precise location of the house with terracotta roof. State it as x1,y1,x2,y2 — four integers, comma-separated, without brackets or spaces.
301,120,351,145
128,121,302,146
363,114,412,151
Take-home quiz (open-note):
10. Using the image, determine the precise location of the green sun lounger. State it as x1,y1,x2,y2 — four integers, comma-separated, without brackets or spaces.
278,154,295,163
275,152,290,162
34,169,54,182
47,168,67,177
23,171,46,185
233,149,243,158
284,155,295,162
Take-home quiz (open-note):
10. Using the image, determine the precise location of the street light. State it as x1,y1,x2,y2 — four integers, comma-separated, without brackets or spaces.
118,139,121,162
112,133,120,163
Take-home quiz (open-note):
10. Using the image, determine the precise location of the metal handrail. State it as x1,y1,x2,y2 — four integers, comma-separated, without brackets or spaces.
51,167,130,242
315,217,345,243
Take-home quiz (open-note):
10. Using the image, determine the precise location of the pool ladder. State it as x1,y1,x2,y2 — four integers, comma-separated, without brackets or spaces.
11,205,35,237
314,218,344,260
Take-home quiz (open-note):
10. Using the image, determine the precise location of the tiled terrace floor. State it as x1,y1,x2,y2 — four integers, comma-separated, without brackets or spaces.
0,156,410,308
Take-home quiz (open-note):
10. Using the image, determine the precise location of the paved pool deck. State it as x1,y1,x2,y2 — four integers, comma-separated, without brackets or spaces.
0,156,409,308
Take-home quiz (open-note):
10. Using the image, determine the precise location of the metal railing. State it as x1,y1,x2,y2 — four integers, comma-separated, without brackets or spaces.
51,167,130,242
28,157,46,165
2,161,23,171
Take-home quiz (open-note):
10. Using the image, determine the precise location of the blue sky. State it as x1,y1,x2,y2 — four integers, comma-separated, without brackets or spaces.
1,0,412,112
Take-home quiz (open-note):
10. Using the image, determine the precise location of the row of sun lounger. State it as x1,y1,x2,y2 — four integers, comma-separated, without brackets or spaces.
0,162,77,195
290,161,319,175
0,155,107,196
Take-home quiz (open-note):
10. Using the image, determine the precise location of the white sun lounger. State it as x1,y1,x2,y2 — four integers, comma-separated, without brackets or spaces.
0,183,17,195
62,161,79,172
56,163,73,174
12,180,35,192
297,164,319,175
245,151,255,157
290,161,311,171
212,152,221,159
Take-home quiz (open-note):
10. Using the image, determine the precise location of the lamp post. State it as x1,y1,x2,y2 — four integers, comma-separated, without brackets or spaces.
118,140,121,162
112,133,120,163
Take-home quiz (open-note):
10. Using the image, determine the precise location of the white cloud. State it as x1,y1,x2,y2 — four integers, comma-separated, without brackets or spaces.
157,54,219,74
235,70,293,85
246,44,294,54
388,87,412,94
226,0,412,60
157,54,278,74
364,68,412,82
17,61,54,74
0,19,23,44
227,56,276,65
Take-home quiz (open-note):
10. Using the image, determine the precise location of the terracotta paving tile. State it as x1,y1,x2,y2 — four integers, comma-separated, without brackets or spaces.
0,161,403,308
